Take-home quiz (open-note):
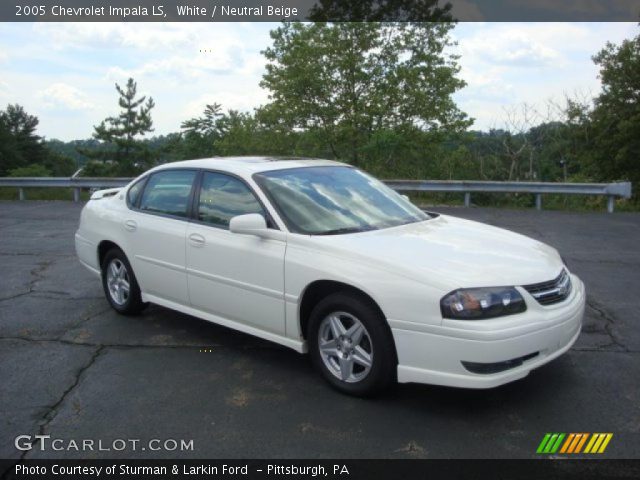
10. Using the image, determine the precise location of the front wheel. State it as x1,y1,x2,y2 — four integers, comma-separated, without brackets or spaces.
308,292,396,396
101,248,146,315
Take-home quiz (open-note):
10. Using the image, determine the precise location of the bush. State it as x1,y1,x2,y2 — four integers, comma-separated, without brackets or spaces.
8,164,51,177
80,160,118,177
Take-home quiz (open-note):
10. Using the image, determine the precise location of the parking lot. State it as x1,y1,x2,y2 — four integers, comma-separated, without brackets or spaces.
1,201,639,459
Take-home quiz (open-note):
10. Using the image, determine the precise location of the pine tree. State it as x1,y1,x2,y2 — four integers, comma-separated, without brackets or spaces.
86,78,155,175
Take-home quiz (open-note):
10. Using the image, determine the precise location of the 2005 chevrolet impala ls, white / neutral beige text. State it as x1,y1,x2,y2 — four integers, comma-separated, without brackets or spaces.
75,157,585,395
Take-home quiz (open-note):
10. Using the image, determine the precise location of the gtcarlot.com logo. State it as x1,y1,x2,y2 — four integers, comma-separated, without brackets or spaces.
15,435,194,452
536,433,613,454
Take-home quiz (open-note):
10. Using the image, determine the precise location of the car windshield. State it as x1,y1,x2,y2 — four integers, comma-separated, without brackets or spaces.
255,166,430,235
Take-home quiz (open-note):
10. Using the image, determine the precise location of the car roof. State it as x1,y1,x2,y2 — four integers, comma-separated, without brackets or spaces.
151,156,348,176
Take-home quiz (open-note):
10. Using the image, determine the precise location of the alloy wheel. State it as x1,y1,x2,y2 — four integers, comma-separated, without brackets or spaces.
318,311,374,383
106,258,130,306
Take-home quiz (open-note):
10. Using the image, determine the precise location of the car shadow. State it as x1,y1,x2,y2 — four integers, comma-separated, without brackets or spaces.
127,303,580,416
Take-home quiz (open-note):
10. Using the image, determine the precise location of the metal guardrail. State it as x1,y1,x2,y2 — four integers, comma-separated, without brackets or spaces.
0,177,131,202
0,177,633,213
386,180,632,213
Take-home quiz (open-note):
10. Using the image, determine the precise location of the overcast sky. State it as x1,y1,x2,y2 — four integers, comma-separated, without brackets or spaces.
0,22,637,141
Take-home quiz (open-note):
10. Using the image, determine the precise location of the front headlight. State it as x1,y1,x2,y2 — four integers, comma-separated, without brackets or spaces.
440,286,526,320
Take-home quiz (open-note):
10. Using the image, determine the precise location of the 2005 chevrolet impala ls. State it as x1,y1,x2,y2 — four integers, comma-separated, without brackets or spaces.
75,157,585,395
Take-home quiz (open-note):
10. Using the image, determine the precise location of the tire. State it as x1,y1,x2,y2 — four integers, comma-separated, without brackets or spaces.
308,292,397,396
101,248,146,315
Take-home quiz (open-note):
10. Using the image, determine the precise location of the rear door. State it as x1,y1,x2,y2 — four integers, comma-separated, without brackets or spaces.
124,169,197,306
186,171,287,334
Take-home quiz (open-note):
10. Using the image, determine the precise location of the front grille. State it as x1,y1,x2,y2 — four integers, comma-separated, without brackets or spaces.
523,269,572,306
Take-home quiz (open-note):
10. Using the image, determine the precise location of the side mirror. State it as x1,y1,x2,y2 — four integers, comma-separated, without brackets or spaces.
401,194,411,203
229,213,268,236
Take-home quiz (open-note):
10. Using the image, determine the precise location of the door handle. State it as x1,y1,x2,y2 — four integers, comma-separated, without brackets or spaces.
124,220,137,232
188,233,206,247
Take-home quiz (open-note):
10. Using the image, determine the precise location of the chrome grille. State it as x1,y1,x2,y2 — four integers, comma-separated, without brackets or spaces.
523,269,572,306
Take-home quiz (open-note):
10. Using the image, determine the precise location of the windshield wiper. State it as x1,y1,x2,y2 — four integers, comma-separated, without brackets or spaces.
315,226,373,235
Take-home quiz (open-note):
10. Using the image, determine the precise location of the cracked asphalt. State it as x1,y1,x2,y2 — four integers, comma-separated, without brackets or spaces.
1,201,639,459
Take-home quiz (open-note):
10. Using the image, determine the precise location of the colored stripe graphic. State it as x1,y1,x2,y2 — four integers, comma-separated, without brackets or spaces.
567,433,586,453
584,434,599,453
538,433,612,454
536,433,552,453
543,433,558,453
560,433,575,453
597,434,613,453
585,433,614,454
537,433,565,454
550,433,565,453
574,433,589,453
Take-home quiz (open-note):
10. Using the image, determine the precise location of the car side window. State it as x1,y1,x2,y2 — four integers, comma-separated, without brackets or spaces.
139,170,196,218
197,172,264,229
127,177,146,207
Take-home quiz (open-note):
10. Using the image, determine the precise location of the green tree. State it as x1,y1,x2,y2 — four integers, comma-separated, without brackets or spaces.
181,103,223,136
176,104,292,159
42,150,76,176
215,110,259,155
0,104,47,175
178,103,224,158
87,78,155,175
590,29,640,200
260,22,471,167
0,117,22,175
81,160,118,177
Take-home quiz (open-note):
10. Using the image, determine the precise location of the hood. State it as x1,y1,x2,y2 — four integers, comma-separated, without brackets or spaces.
310,214,564,289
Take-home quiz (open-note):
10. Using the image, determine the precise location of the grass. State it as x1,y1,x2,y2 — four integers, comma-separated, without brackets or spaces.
0,187,91,201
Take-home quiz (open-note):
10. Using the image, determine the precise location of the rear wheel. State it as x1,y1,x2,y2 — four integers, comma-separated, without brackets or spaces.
308,292,396,396
101,248,145,315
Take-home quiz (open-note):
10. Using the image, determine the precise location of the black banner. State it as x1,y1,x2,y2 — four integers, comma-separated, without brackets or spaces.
1,0,640,22
2,460,640,480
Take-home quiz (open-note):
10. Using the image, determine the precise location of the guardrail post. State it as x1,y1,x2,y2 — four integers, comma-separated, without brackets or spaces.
607,196,615,213
18,188,25,201
73,188,80,202
464,192,471,207
535,194,542,211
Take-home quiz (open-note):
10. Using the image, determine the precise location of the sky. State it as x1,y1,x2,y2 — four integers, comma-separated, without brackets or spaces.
0,22,637,141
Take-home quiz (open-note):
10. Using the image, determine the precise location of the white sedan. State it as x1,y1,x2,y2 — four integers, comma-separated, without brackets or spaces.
75,157,585,395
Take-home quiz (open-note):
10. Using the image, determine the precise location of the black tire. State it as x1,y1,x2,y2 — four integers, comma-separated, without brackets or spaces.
101,247,146,315
308,292,397,396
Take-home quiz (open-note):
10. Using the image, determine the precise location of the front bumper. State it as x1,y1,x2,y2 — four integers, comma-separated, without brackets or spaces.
392,274,585,388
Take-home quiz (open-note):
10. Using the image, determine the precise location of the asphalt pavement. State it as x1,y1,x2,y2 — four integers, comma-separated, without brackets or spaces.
1,201,639,459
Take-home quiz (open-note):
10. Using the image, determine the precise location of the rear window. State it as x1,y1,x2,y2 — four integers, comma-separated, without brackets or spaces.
139,170,196,218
